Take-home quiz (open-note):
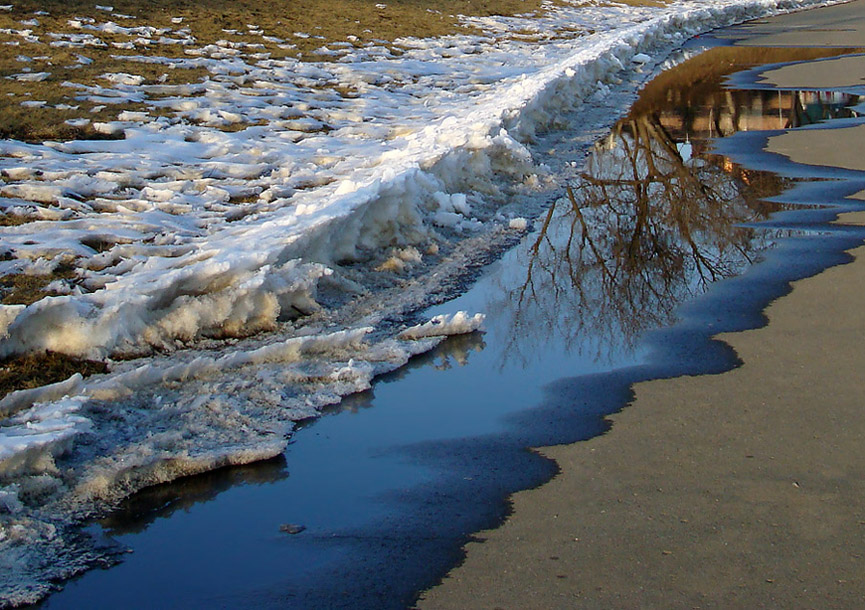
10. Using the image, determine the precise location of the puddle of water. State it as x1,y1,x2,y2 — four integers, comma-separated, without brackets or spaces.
37,40,865,610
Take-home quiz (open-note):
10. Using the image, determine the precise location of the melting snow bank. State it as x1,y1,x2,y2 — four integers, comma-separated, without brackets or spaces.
0,0,842,604
0,312,483,605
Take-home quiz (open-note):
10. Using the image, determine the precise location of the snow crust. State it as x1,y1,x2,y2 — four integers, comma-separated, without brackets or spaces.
0,0,841,603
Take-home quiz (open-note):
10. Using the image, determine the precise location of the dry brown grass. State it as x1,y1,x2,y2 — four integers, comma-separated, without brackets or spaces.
0,351,107,397
0,0,547,141
0,268,76,305
0,211,30,225
0,267,102,398
0,44,210,141
6,0,545,46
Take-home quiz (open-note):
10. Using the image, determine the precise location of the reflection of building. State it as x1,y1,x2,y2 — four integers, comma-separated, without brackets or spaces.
656,89,859,142
628,45,865,146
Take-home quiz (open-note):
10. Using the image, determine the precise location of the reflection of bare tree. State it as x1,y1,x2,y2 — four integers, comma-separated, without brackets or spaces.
493,114,789,367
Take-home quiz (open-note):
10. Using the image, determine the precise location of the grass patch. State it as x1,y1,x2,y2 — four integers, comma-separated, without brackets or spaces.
6,0,547,49
0,268,76,305
0,351,107,397
0,49,209,141
0,0,547,141
0,211,30,225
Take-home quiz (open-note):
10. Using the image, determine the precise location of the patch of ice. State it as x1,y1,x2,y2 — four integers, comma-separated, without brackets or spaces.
509,217,528,230
100,72,144,86
10,72,50,82
0,305,25,339
116,110,150,122
398,311,485,339
0,396,91,476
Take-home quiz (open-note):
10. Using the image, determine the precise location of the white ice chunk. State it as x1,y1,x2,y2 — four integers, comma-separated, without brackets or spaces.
398,312,485,340
0,396,91,477
509,217,528,230
0,305,25,339
11,72,50,82
100,72,144,86
0,375,85,419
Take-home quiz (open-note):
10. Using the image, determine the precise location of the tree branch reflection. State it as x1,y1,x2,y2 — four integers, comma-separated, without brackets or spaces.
497,114,789,367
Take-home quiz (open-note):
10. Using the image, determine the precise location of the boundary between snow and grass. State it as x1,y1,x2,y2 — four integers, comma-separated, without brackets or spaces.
0,0,841,365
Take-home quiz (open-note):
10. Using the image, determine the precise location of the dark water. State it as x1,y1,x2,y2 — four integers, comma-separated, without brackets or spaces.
38,35,865,610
